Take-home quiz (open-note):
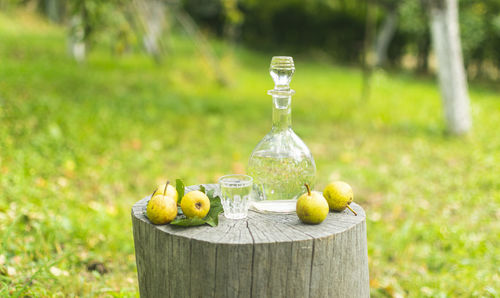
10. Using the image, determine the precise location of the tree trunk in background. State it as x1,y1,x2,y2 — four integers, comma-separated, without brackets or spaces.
133,0,167,63
429,0,471,135
374,6,398,67
45,0,59,22
68,14,86,63
361,0,375,101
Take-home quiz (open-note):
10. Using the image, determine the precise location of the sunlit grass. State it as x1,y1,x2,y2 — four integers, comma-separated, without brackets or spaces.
0,11,499,297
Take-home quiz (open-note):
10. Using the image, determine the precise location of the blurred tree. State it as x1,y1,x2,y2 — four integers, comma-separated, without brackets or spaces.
132,0,169,63
7,0,499,81
43,0,61,22
174,3,228,85
361,0,376,100
221,0,243,44
399,0,430,72
67,0,121,62
428,0,471,135
67,0,137,61
67,0,89,62
374,0,399,67
459,0,500,80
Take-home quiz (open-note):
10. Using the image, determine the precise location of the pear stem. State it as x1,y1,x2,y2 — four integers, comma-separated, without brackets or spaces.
304,183,311,196
346,204,357,216
163,181,170,196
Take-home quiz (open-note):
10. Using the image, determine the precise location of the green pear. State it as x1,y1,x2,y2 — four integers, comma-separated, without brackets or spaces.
296,184,329,224
323,181,357,215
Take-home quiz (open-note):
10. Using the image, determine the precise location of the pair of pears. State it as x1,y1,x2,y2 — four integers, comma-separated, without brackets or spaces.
296,181,356,225
146,182,210,225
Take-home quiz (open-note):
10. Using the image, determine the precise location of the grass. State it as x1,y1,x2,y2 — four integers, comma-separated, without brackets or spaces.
0,11,499,297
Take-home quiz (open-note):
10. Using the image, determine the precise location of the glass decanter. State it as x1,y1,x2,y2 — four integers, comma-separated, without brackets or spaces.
248,56,316,212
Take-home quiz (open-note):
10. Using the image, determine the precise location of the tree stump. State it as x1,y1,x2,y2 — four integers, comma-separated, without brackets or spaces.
132,184,369,298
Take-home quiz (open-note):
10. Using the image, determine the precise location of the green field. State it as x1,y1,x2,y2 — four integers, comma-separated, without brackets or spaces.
0,12,499,297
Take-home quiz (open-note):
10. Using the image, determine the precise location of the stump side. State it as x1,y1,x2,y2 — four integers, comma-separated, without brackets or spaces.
132,184,369,298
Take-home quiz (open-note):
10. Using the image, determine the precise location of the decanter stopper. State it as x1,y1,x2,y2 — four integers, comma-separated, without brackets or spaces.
269,56,295,91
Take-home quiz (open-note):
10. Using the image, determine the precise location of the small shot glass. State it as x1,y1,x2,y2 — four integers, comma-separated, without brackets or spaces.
218,174,253,219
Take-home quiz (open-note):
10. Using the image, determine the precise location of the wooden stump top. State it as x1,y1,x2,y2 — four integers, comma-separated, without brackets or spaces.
131,184,366,245
132,184,370,297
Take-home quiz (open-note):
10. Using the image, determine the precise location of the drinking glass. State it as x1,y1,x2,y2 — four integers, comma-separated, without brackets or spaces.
218,174,253,219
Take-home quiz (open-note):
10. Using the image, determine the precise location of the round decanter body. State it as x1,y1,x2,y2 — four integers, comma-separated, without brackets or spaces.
248,129,316,202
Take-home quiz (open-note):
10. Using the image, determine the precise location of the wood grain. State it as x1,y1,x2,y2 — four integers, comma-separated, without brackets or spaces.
132,184,369,297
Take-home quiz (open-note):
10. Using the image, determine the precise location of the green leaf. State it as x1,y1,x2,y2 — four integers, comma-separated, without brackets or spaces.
170,216,206,226
176,179,185,201
170,184,224,227
199,184,206,194
206,188,215,198
205,195,223,227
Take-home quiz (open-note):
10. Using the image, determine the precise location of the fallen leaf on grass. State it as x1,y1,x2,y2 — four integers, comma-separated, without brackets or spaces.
7,266,16,276
12,256,21,264
87,261,108,275
50,266,69,277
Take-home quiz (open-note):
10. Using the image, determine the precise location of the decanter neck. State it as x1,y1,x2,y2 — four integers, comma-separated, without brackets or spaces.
272,95,292,131
268,56,294,131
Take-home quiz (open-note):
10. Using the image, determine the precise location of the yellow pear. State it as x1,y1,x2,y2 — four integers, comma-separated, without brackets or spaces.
146,194,178,224
181,190,210,219
296,184,329,224
323,181,357,215
156,181,179,205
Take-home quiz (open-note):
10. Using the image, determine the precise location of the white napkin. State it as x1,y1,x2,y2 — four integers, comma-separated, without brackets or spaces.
250,200,296,214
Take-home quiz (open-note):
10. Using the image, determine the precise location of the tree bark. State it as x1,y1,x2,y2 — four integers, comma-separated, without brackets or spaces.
429,0,471,135
374,7,398,67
